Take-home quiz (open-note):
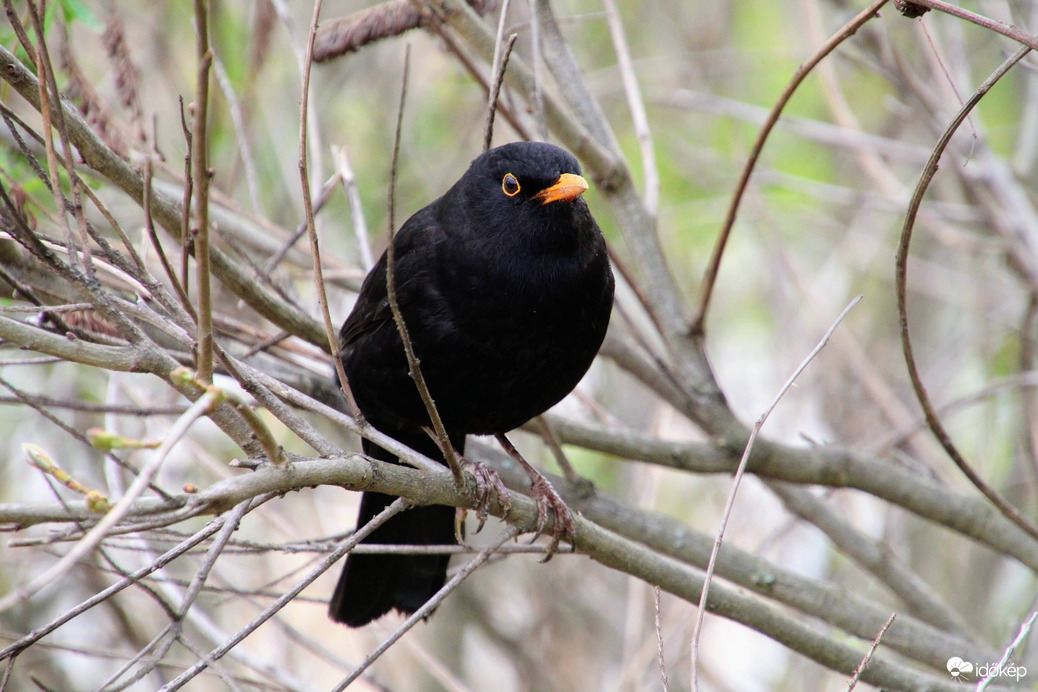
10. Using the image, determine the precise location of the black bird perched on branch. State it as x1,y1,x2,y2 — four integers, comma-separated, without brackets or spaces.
329,141,614,627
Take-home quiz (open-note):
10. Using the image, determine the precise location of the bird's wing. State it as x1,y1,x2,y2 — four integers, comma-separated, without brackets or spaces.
338,208,440,350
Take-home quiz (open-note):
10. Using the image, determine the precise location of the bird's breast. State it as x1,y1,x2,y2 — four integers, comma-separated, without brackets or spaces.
403,248,612,433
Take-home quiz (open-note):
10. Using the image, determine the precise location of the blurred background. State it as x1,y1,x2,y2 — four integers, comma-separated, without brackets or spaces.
2,0,1038,690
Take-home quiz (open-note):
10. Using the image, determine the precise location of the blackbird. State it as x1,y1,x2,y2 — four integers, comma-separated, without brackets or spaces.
329,141,614,627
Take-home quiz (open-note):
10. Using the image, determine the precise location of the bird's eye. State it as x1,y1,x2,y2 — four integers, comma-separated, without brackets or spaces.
502,173,521,197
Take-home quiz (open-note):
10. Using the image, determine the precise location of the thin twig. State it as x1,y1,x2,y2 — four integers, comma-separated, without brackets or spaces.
210,48,262,215
333,145,374,271
975,611,1036,691
847,612,896,690
534,415,583,484
526,0,547,140
332,526,521,691
483,0,514,151
690,295,861,691
298,0,362,418
895,45,1038,543
483,32,518,151
191,0,215,383
602,0,658,216
654,585,670,692
29,1,96,283
178,96,193,297
264,172,340,274
384,45,465,483
0,655,13,691
144,158,196,320
689,0,887,336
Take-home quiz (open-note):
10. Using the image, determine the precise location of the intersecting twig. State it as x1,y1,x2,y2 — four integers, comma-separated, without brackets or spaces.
904,0,1038,51
0,388,219,614
157,499,410,690
25,1,93,280
332,526,521,691
0,513,233,662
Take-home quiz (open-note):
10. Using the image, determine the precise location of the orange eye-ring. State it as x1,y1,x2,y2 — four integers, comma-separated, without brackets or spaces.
502,173,521,197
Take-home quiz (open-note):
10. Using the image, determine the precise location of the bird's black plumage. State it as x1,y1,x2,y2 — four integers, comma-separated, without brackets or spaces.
329,141,614,627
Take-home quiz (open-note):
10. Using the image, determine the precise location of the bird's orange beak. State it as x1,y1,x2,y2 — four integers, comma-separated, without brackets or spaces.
533,173,589,204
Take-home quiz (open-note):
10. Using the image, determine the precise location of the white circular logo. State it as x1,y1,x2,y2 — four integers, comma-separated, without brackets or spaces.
947,657,974,679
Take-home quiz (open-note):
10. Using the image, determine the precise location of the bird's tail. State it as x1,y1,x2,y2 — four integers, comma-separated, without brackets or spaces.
329,428,460,627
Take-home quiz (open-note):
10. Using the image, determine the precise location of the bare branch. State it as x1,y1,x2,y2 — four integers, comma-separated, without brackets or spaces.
191,0,215,383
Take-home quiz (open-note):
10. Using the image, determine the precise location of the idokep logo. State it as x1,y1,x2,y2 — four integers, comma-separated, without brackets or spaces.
946,657,973,679
946,656,1028,682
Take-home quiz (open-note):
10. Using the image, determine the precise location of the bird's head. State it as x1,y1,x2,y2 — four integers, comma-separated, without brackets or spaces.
446,141,596,254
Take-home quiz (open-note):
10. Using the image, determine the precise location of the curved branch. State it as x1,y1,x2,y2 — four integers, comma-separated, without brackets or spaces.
689,0,888,336
895,45,1038,543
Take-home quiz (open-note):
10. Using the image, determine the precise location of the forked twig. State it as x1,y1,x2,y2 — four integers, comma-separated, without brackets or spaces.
690,295,861,690
905,0,1038,52
689,0,887,336
895,45,1038,543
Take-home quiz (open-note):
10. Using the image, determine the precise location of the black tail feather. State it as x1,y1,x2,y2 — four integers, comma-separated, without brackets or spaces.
329,428,461,627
